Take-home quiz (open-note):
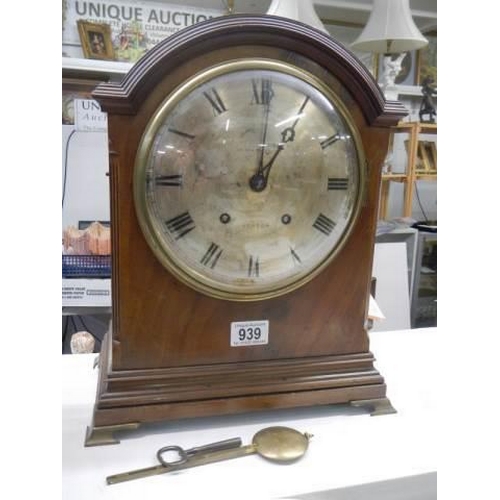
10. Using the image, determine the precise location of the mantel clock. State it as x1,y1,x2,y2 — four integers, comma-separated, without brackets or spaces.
85,15,407,446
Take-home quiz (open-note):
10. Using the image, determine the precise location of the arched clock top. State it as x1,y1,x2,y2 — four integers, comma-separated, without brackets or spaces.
92,14,406,127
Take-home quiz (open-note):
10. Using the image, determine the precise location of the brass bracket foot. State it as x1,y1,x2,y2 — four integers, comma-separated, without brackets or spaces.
350,397,397,416
84,423,141,447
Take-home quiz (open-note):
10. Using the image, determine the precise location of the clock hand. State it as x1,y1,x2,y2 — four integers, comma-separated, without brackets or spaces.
257,96,272,173
249,143,284,192
249,96,309,192
251,83,276,192
280,96,310,144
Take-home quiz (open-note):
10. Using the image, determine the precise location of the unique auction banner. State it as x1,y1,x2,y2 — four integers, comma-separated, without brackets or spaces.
63,0,224,61
74,99,108,132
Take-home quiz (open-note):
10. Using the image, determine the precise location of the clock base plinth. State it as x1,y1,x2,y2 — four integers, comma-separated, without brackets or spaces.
85,333,394,446
85,423,140,447
350,397,397,416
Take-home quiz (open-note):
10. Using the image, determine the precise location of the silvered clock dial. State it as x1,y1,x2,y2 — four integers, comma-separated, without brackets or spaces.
134,59,365,301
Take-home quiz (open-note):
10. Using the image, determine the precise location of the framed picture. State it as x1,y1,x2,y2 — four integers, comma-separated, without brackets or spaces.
416,31,437,85
416,141,437,172
77,20,115,60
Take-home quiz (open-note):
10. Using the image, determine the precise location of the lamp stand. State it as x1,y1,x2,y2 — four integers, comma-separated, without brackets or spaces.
380,53,406,99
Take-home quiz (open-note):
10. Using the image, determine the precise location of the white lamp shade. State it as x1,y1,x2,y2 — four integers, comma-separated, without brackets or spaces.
351,0,428,53
266,0,328,34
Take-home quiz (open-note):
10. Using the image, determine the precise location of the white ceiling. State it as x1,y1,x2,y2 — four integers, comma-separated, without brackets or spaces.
185,1,437,31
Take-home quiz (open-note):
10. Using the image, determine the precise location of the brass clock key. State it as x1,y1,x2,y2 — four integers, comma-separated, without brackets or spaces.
106,426,311,485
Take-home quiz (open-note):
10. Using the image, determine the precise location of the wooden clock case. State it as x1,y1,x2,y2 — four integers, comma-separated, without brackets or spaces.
85,15,407,446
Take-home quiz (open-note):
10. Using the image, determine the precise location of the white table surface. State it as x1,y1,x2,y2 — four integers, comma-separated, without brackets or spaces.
62,327,437,500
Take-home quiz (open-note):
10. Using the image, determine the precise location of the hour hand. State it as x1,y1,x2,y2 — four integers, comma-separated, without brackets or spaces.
279,96,310,144
249,144,284,192
248,96,309,192
280,126,295,143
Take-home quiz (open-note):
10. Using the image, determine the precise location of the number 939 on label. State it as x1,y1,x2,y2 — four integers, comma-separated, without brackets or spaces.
230,320,269,347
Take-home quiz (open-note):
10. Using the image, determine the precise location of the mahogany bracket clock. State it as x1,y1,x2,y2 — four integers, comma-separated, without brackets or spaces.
85,14,407,446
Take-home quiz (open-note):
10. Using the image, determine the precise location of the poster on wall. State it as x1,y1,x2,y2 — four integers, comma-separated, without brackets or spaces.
62,0,224,62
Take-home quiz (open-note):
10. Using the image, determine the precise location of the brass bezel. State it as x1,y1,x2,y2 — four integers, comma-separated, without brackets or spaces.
134,58,366,302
